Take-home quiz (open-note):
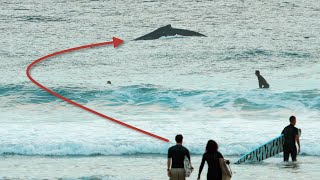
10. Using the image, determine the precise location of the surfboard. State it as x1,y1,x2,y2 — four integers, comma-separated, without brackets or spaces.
235,129,301,164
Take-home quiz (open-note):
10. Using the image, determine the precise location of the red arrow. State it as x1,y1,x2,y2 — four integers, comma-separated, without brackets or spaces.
26,37,169,142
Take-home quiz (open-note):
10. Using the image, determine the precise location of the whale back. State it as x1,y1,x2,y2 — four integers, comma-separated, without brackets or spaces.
134,24,206,40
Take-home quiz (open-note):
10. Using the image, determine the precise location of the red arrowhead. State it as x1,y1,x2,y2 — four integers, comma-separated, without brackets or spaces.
112,37,124,48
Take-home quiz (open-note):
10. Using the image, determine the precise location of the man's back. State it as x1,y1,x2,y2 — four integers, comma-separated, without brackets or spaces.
168,145,190,168
281,116,300,162
282,124,298,147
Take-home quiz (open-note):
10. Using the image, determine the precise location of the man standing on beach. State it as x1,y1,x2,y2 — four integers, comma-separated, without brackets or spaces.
255,70,270,88
281,116,301,161
167,134,191,180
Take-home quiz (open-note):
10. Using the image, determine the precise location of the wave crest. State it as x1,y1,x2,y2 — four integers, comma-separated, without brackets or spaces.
1,141,318,157
1,84,319,111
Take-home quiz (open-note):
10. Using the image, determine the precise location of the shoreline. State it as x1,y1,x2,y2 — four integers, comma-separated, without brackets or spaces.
0,155,319,180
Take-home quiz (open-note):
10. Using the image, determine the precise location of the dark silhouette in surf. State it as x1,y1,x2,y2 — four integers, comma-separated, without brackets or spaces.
135,24,206,40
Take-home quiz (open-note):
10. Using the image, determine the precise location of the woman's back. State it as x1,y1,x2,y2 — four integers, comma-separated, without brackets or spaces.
199,151,223,180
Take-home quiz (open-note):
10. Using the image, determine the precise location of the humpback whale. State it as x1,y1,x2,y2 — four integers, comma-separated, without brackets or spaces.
134,24,206,40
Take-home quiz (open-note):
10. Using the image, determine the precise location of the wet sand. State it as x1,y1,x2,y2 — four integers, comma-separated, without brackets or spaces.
0,155,318,179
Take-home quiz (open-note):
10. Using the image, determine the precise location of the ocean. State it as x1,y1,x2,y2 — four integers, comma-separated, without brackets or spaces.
1,0,320,179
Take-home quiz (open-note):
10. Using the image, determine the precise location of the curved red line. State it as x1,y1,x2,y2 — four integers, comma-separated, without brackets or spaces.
26,38,169,142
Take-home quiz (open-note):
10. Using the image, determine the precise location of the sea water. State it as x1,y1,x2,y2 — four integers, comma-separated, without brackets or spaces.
0,0,319,179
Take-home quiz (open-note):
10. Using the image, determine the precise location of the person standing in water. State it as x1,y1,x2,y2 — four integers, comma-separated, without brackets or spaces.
167,134,191,180
281,116,301,161
255,70,269,88
197,140,231,180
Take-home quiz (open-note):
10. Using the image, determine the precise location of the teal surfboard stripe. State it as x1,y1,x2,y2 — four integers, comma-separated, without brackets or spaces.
235,134,284,164
238,134,284,160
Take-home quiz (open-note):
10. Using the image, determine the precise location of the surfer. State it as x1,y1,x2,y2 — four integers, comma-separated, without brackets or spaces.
255,70,269,88
197,140,231,180
167,134,191,180
107,81,111,84
281,116,301,161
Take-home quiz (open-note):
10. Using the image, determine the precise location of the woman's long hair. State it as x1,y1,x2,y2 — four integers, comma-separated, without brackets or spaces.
206,140,218,153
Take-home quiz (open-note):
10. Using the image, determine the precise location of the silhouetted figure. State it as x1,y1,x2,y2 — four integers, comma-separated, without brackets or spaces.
281,116,301,162
197,140,231,180
107,81,111,85
255,70,269,88
167,134,191,180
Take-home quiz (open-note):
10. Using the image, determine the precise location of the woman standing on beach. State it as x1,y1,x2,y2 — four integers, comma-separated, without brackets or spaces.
197,140,231,180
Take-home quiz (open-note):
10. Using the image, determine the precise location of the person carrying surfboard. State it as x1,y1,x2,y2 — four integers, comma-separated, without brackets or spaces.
281,116,301,161
167,134,192,180
197,140,231,180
